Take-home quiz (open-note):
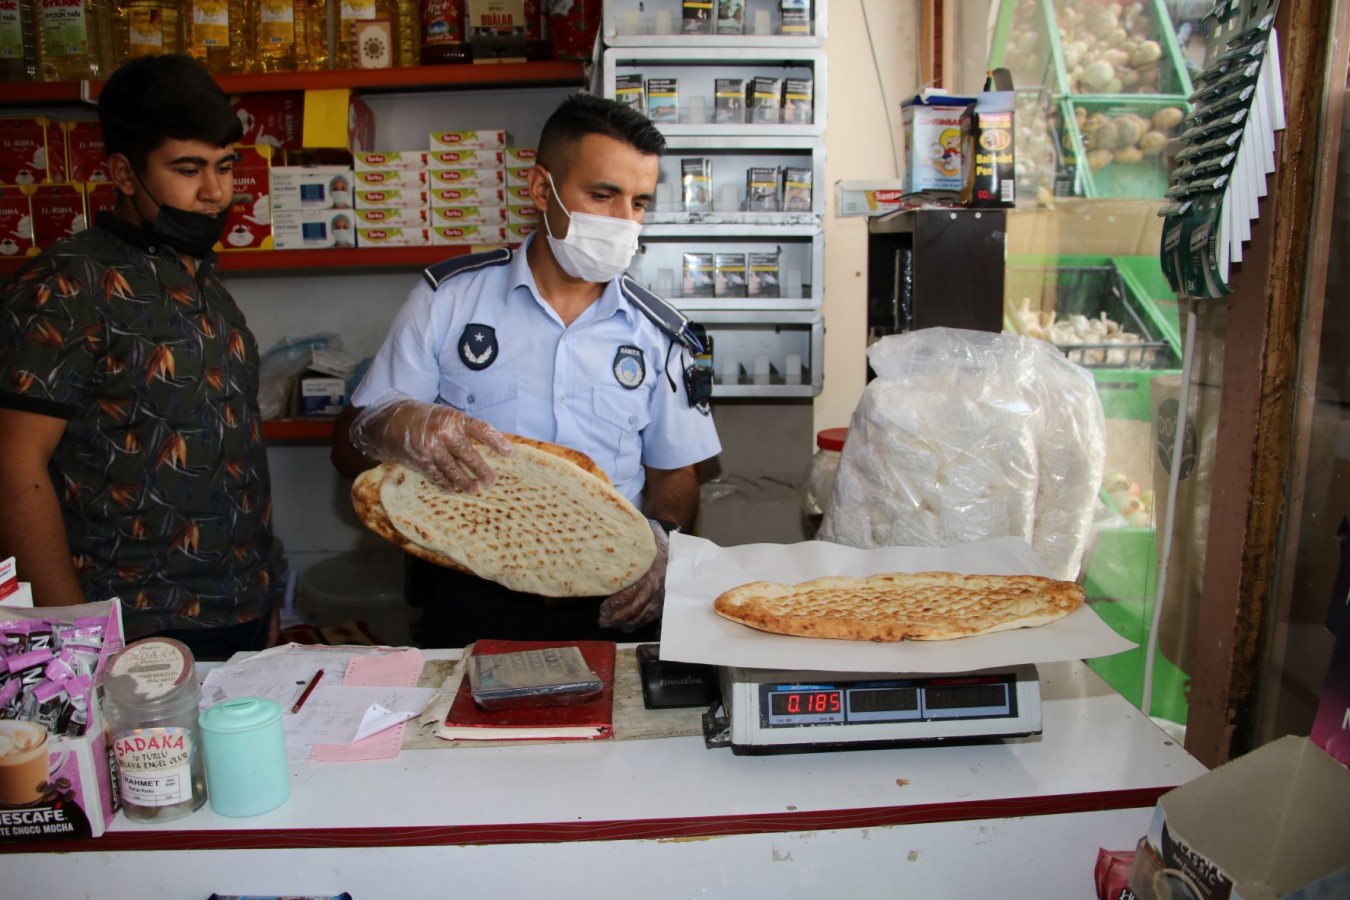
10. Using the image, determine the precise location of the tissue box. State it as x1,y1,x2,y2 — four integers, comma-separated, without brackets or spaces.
296,376,347,416
1128,735,1350,899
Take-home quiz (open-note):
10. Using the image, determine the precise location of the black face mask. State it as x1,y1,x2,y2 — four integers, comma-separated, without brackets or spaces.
133,169,229,258
149,203,228,259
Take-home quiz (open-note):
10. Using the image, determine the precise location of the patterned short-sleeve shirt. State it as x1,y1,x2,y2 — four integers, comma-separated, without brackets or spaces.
0,212,275,639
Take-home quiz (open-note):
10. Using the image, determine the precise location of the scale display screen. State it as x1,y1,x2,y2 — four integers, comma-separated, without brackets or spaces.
761,675,1016,727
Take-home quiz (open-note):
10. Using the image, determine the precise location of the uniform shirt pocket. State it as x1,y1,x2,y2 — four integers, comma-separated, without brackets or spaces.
592,385,651,484
438,372,519,432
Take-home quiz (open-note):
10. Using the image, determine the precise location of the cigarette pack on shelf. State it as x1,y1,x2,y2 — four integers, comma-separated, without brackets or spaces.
714,78,746,124
715,252,747,298
781,77,813,125
647,78,680,123
781,166,812,212
717,0,745,35
746,166,779,211
0,598,126,841
681,157,713,212
683,251,715,298
748,250,781,297
615,73,645,113
748,76,783,124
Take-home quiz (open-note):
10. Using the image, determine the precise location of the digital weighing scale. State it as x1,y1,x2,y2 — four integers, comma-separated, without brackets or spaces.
703,664,1042,755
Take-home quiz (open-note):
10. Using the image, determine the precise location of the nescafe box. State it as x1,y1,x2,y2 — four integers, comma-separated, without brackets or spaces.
29,184,85,248
0,186,33,259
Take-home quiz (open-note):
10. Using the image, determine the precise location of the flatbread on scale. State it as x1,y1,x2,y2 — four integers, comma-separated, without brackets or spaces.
713,571,1085,642
352,436,655,597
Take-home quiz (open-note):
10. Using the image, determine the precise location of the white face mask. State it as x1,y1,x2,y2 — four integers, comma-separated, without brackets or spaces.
542,169,641,283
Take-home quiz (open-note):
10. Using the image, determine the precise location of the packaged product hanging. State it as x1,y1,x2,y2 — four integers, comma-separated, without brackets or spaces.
102,637,208,823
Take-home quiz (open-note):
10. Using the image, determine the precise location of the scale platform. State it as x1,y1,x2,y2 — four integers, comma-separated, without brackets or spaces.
703,664,1042,755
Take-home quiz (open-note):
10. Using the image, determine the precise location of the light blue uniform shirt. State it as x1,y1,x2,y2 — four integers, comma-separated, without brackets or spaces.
352,238,722,504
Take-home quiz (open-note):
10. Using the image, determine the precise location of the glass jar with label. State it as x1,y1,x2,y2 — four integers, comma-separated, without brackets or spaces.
102,637,207,823
800,427,847,536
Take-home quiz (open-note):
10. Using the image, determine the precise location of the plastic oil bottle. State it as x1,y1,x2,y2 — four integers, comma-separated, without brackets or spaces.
0,0,37,81
336,0,416,68
257,0,329,71
181,0,255,74
117,0,185,62
36,0,117,81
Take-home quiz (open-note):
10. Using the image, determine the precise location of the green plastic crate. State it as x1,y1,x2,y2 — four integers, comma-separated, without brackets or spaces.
1068,95,1190,199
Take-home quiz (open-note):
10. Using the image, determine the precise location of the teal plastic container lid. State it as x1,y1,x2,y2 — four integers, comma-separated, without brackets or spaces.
200,697,282,733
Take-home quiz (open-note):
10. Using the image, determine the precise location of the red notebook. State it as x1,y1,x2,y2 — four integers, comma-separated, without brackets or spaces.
437,640,616,741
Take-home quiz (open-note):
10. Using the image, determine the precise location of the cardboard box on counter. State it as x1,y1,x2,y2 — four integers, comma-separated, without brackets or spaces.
1128,736,1350,900
0,598,126,841
505,146,537,167
284,346,356,417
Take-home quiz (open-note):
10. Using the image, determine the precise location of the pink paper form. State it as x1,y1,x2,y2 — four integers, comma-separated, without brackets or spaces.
310,648,424,762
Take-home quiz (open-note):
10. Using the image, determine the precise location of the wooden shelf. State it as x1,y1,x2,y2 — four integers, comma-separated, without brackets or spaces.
262,418,336,442
0,60,585,105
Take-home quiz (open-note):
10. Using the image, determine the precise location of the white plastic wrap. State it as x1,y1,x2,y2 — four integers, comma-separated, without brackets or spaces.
819,328,1107,581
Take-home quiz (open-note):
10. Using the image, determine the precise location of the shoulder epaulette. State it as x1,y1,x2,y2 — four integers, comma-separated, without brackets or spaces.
619,274,703,354
422,247,512,289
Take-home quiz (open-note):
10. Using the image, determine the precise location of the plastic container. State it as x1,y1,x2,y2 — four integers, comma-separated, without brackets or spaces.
199,697,289,817
800,427,847,534
102,637,208,823
298,545,412,645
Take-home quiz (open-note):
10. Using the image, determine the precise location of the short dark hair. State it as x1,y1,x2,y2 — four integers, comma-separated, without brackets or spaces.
537,92,665,180
97,54,242,171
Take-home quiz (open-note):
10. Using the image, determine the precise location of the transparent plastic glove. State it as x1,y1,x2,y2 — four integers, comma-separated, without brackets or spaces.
349,391,513,493
597,520,669,632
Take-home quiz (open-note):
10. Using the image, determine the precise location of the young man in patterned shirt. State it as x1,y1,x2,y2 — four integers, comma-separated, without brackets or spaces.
0,55,279,659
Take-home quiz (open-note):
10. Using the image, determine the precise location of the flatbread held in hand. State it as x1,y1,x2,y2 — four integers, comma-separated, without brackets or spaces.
713,571,1085,642
352,437,656,597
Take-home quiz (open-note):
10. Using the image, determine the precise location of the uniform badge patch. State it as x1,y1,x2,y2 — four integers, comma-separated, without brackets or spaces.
612,345,646,389
459,324,498,371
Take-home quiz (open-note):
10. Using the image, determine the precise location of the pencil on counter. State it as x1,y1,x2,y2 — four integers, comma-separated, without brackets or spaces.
291,668,324,714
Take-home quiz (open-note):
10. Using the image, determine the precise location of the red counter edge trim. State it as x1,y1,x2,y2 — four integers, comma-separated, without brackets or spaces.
1,786,1169,854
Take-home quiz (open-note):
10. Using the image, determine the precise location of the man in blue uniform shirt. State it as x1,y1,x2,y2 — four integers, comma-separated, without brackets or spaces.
331,94,721,647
